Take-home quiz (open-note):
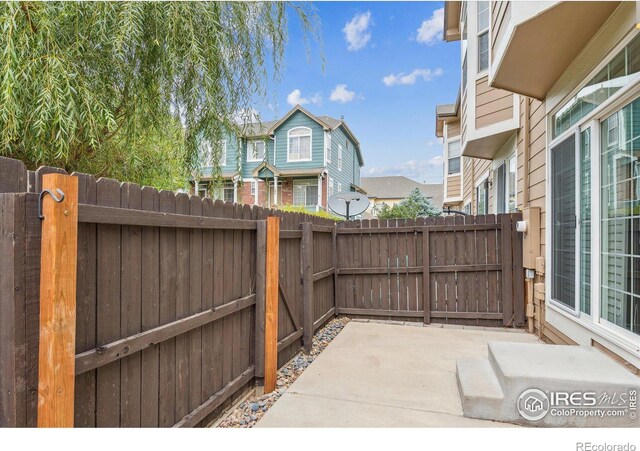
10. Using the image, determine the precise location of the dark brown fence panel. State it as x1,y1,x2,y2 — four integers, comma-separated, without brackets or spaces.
336,214,524,326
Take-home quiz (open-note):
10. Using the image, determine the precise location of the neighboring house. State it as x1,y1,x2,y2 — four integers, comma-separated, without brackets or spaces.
193,104,365,211
439,1,640,370
360,176,443,216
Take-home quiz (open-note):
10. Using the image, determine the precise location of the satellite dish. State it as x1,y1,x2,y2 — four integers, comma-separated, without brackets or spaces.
328,192,369,220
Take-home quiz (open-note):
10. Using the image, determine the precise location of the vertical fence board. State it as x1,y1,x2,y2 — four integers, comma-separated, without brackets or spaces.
301,223,314,352
0,194,26,427
73,173,97,427
95,179,122,427
119,183,142,427
188,196,203,414
140,186,160,427
158,190,176,427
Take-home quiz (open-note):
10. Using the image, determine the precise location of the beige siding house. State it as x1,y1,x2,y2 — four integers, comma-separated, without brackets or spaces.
438,1,640,372
360,176,443,217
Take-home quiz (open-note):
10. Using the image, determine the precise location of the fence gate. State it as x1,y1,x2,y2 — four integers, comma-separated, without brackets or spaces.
335,214,524,327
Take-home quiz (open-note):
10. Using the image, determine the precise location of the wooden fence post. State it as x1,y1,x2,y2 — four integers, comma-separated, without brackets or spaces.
301,222,314,353
422,227,431,325
264,216,279,394
254,220,266,389
500,214,514,327
37,173,79,428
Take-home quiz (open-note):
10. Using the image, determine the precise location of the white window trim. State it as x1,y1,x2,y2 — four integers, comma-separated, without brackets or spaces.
247,140,266,162
545,81,640,350
326,132,332,164
293,179,319,208
447,139,461,175
475,172,489,215
338,144,343,171
337,182,342,193
476,1,490,76
287,126,313,162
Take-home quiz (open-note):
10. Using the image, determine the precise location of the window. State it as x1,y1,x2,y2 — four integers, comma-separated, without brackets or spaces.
328,177,334,197
288,127,312,161
338,182,342,193
213,182,234,203
268,181,282,206
478,32,489,72
496,155,517,213
580,129,591,315
326,133,332,163
448,140,461,175
553,34,640,138
197,181,208,197
600,101,640,335
476,178,488,215
508,156,516,212
551,135,577,311
247,141,265,162
293,179,319,207
477,1,489,31
463,202,471,215
477,1,490,72
250,180,257,196
200,140,227,167
338,144,343,171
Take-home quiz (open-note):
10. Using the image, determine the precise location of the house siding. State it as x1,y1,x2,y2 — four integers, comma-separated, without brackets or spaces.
475,76,514,129
491,1,511,63
328,126,361,191
273,110,326,169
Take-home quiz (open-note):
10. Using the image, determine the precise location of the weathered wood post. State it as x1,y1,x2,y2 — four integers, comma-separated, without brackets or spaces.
422,227,431,325
37,173,79,428
301,222,314,353
264,216,279,393
254,220,266,392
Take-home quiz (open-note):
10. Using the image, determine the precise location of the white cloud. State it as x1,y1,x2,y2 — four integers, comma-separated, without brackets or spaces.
416,7,444,45
286,89,322,106
366,156,444,183
330,84,357,103
343,12,372,51
382,68,443,86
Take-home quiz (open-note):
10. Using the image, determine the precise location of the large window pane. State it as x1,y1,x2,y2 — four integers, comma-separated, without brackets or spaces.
553,34,640,138
600,99,640,335
552,135,576,310
580,129,592,315
478,32,489,72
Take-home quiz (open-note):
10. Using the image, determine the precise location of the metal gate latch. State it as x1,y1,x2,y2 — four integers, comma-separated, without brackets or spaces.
38,188,65,220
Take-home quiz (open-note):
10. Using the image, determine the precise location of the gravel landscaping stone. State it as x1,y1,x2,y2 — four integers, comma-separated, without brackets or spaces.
216,316,350,428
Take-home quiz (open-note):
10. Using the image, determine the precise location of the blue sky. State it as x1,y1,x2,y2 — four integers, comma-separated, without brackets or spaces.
252,1,460,184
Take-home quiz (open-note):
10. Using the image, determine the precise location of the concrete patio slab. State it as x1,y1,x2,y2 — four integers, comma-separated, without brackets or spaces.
257,321,540,427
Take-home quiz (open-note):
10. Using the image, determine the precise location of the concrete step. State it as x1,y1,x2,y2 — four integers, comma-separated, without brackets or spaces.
456,358,504,420
456,342,640,427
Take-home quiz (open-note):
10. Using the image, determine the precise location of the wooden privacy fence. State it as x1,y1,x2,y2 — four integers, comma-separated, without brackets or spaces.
0,155,525,428
0,157,336,428
335,215,525,327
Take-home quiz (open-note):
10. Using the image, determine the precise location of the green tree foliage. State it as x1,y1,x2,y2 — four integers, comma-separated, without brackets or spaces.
376,188,441,219
0,2,318,188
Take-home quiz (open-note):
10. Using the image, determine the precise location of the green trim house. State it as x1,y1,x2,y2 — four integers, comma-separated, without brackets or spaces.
193,105,365,211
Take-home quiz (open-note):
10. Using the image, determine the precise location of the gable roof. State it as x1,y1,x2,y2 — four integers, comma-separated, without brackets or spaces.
360,176,443,207
237,104,365,167
266,104,332,134
435,88,461,138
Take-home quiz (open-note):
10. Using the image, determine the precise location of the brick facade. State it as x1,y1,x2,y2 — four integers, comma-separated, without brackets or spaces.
196,176,332,210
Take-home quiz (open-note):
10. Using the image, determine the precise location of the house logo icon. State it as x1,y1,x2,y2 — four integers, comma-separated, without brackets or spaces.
517,389,550,421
